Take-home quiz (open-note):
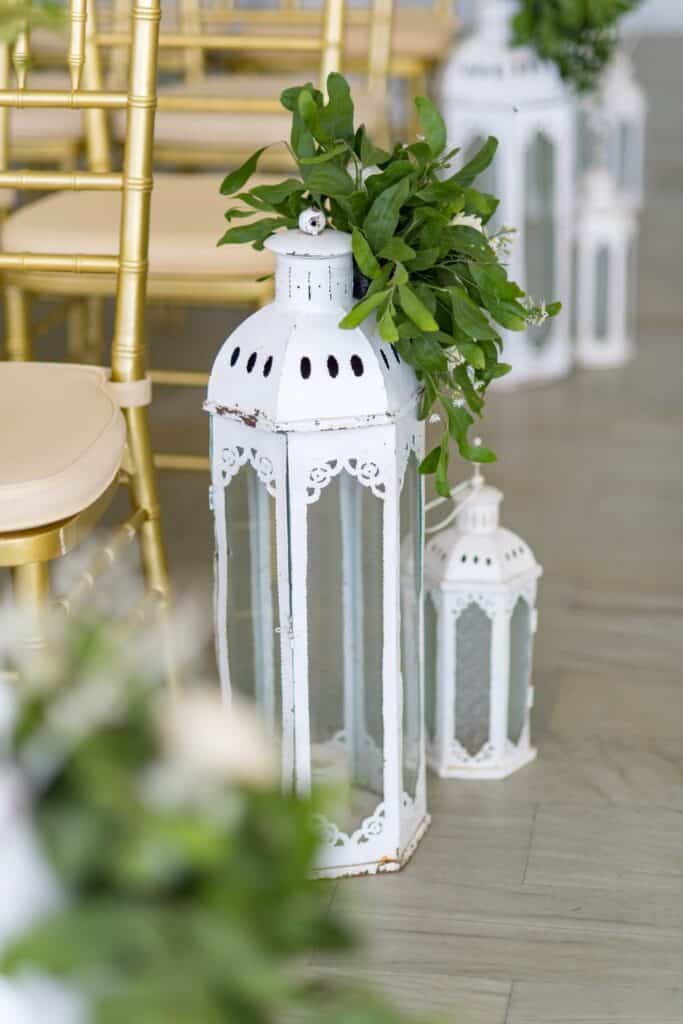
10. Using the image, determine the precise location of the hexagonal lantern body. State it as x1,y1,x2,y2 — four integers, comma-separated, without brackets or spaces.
440,0,575,388
575,168,638,369
424,476,542,779
206,229,429,878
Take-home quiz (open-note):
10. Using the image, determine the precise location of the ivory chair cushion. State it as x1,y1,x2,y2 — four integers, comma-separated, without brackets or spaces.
0,364,125,532
3,173,275,279
113,74,386,153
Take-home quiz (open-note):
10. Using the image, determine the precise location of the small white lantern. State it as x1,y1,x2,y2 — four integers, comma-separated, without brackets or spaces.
574,166,638,369
440,0,575,388
424,468,542,779
206,223,429,878
580,47,647,211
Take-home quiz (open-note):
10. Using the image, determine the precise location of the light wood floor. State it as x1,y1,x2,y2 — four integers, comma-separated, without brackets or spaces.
4,36,682,1024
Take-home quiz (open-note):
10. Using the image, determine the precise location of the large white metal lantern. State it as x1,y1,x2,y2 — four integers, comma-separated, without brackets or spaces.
595,48,647,210
206,225,429,878
440,0,575,388
574,167,638,369
424,469,542,779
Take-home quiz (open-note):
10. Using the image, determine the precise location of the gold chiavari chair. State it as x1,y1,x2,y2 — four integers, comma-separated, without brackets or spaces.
3,0,391,474
0,0,172,658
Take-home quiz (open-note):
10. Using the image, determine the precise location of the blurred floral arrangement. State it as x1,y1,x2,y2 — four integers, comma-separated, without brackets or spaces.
219,75,559,496
0,606,439,1024
512,0,642,92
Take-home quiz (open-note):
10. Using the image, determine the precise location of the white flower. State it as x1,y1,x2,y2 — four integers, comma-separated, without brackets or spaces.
298,207,326,236
451,213,484,233
523,297,549,327
158,688,279,789
488,225,517,258
361,164,381,183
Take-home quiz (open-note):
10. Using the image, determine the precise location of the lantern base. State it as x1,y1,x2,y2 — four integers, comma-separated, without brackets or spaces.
311,812,431,880
429,745,537,780
576,339,634,370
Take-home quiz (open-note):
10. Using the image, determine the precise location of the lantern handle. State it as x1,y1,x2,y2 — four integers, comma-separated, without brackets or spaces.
424,441,485,536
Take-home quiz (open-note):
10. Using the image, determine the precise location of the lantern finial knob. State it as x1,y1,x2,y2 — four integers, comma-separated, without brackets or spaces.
298,207,327,236
472,438,485,489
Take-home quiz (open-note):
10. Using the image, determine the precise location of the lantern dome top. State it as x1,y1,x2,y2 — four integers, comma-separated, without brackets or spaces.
425,472,542,586
600,48,647,116
206,229,418,432
441,0,567,107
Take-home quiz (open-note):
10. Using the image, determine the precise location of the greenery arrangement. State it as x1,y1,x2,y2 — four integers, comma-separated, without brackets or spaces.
1,612,438,1024
0,0,64,43
218,74,559,497
512,0,642,93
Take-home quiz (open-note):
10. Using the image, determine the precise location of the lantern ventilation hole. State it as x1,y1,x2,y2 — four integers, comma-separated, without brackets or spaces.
327,355,339,378
380,349,390,371
392,346,401,364
300,356,312,380
230,346,240,367
263,356,273,378
246,352,257,374
351,354,364,377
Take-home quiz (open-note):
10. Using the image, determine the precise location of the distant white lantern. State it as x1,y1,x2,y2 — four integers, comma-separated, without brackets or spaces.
206,223,429,878
440,0,575,388
589,47,647,210
424,467,542,779
574,167,638,369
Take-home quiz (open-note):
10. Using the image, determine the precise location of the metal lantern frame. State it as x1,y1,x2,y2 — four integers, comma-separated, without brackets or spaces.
575,168,638,369
424,474,542,780
206,229,430,879
440,0,575,388
598,47,647,211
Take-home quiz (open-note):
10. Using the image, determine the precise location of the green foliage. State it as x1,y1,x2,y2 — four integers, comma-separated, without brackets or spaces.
220,74,559,497
512,0,642,93
0,0,65,42
3,616,438,1024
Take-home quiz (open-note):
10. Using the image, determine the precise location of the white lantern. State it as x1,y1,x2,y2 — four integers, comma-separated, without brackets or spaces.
580,47,647,211
574,167,638,369
206,224,430,878
440,0,575,388
424,468,542,779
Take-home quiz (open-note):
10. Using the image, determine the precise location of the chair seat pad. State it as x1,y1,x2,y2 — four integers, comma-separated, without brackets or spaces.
114,74,385,152
10,71,83,143
3,173,275,279
0,364,125,532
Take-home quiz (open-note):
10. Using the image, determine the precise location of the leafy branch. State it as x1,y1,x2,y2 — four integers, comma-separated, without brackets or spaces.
219,74,559,497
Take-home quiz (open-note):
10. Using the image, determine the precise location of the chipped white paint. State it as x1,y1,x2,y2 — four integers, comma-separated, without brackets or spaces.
206,228,429,878
424,471,542,780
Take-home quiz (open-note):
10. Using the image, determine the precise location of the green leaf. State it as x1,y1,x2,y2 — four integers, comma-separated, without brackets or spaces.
318,72,355,142
419,445,441,474
546,301,562,317
217,216,294,248
363,176,412,253
448,285,499,341
451,137,499,188
414,95,447,157
446,225,495,260
339,289,390,329
406,247,440,271
378,305,399,342
378,237,416,262
305,163,355,197
455,340,486,369
220,147,268,195
351,228,380,280
359,127,392,167
249,178,305,207
397,334,447,372
398,285,439,332
443,397,496,463
364,161,415,203
464,187,500,223
435,436,450,498
298,143,349,164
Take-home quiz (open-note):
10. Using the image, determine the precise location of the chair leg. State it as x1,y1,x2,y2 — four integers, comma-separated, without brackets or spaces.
11,561,50,652
85,297,105,364
66,299,87,362
5,285,32,361
125,405,177,691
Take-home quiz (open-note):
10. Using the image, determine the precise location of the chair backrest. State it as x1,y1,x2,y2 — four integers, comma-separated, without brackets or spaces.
0,0,161,386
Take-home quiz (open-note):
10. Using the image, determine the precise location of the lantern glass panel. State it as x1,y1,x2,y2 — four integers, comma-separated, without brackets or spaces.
424,592,438,746
508,596,531,744
307,471,384,831
223,466,281,733
400,454,422,800
627,237,638,344
595,245,610,342
455,602,492,756
525,133,556,349
617,120,636,193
